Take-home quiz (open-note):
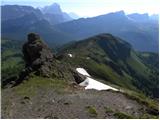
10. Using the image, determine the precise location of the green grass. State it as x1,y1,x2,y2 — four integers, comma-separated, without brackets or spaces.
2,56,24,81
122,90,159,116
113,112,133,119
127,51,148,77
60,39,158,98
2,40,24,82
104,107,114,113
14,76,68,97
86,106,98,117
140,113,159,119
2,50,16,58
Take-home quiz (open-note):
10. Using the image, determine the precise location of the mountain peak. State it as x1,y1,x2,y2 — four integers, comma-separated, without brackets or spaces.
108,10,126,16
51,3,60,7
61,33,132,62
114,10,125,15
127,13,149,21
89,34,132,60
42,2,62,14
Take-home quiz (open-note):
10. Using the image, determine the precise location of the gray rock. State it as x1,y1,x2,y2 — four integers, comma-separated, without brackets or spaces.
22,33,55,77
72,70,86,84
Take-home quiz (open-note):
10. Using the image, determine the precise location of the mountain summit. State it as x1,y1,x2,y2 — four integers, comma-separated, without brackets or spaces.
42,3,62,14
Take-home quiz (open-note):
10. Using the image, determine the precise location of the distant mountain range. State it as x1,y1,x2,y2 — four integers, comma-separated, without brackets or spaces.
41,3,73,25
2,3,73,24
1,4,75,46
55,11,159,52
1,4,159,52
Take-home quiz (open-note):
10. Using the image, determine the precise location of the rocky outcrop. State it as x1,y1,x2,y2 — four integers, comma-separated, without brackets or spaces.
72,70,86,84
13,33,74,86
3,33,84,87
22,33,55,77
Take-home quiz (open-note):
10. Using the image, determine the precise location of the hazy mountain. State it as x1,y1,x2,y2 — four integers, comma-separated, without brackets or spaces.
1,4,75,46
1,12,74,47
150,14,159,20
2,3,73,25
1,4,76,46
69,12,80,19
1,5,43,21
55,11,159,52
41,3,73,25
59,33,158,98
42,3,62,14
127,13,150,22
1,5,158,52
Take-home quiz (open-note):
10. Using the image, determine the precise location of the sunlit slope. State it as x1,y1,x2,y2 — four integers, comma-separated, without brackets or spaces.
59,33,158,98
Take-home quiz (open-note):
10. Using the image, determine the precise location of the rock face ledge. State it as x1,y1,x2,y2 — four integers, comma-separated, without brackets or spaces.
22,33,55,77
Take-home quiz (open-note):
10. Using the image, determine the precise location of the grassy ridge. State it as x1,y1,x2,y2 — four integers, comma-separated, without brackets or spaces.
59,34,159,98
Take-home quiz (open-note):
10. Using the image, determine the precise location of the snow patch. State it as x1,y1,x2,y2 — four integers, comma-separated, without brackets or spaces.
86,57,90,60
80,77,118,91
76,68,118,91
68,54,72,57
76,68,91,77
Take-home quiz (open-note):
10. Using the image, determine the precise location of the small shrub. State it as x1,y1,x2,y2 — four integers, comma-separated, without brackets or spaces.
86,106,97,117
114,112,133,119
105,107,113,113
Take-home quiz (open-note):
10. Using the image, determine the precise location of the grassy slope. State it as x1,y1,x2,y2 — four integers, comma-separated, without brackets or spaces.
58,34,158,98
1,39,24,81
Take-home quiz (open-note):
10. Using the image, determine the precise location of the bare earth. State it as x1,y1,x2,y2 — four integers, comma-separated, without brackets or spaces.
2,87,150,119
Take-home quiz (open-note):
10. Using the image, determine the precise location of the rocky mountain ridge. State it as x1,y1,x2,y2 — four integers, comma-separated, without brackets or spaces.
2,33,159,119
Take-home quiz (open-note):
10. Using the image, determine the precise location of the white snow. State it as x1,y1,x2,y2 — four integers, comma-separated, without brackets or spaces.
76,68,91,77
68,54,73,57
76,68,118,91
80,77,118,91
86,57,90,60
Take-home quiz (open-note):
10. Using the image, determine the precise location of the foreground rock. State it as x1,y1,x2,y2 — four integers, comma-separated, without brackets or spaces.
72,70,86,84
14,33,74,86
22,33,55,77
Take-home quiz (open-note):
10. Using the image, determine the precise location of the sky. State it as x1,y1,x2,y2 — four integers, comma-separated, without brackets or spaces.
1,0,160,17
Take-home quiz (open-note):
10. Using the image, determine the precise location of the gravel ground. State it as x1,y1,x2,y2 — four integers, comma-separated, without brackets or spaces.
2,86,150,119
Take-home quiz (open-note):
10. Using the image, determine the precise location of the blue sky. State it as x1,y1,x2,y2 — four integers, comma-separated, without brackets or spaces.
1,0,160,17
